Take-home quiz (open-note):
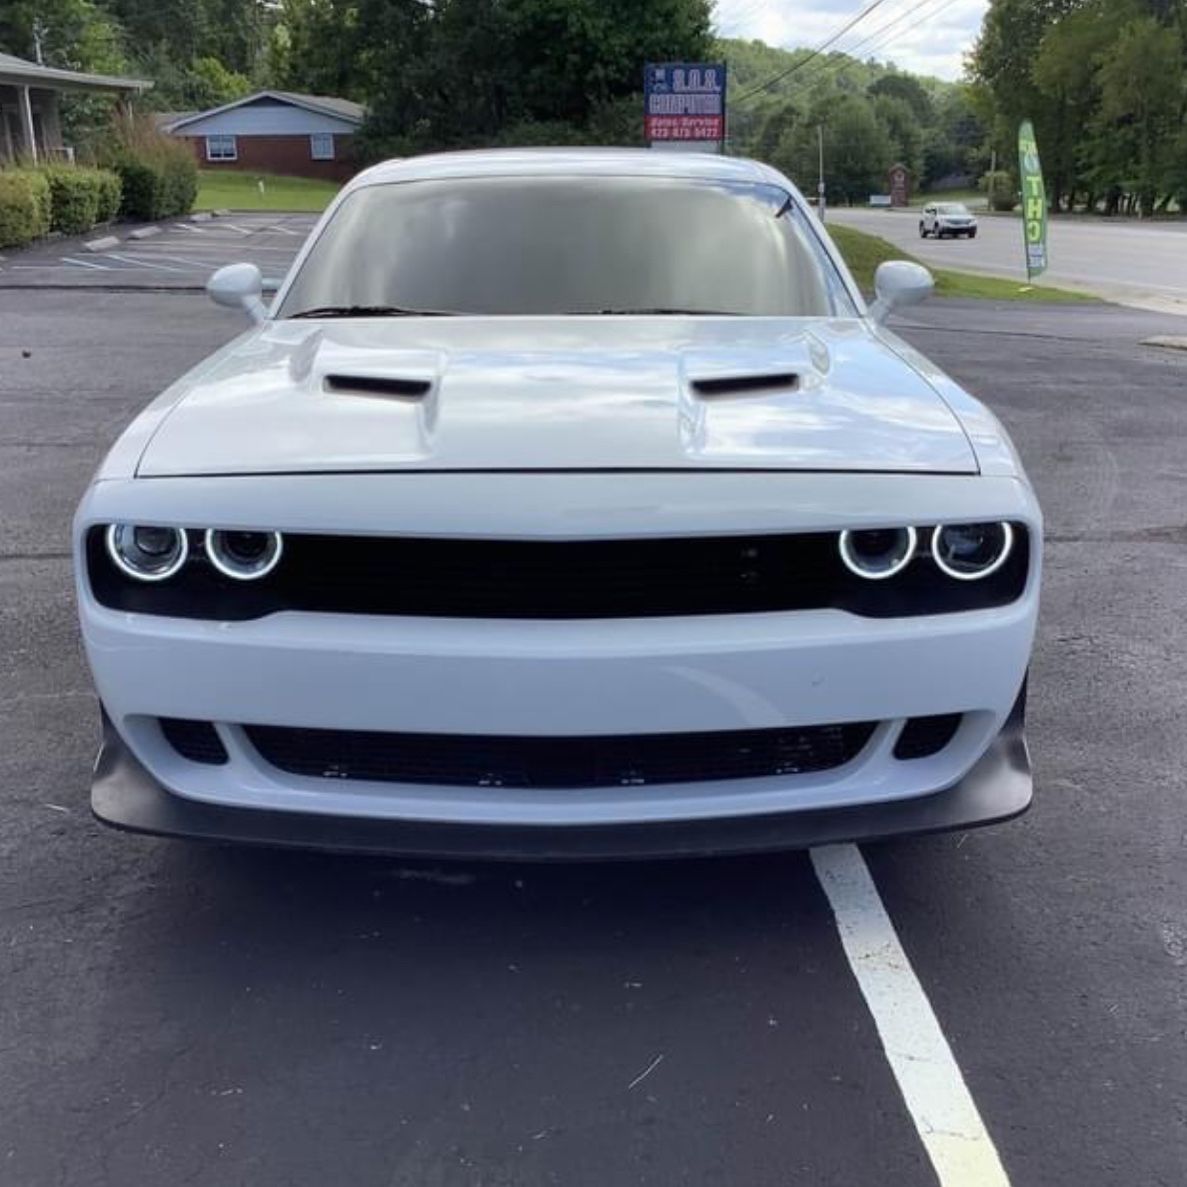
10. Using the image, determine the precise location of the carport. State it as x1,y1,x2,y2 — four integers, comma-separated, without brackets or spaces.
0,51,151,164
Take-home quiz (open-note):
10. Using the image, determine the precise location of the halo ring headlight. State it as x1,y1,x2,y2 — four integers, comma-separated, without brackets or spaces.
205,529,283,581
105,524,188,582
931,521,1014,581
839,526,917,581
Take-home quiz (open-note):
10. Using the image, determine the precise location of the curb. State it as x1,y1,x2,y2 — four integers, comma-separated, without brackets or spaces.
83,235,120,253
126,226,161,240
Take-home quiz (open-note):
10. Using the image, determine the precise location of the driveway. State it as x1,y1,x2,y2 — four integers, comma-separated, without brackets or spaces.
0,289,1184,1186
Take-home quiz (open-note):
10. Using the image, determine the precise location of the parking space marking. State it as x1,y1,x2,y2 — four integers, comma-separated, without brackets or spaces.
105,253,186,272
59,256,113,271
812,844,1011,1187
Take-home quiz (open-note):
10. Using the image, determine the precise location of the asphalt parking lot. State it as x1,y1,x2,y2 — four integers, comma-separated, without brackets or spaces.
2,266,1186,1184
0,213,318,290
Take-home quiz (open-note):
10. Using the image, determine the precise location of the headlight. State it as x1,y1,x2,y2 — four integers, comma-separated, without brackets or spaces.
205,529,283,580
838,526,917,580
105,524,188,582
931,522,1014,580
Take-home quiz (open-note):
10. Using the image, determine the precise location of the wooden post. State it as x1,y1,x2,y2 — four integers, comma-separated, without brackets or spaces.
18,85,37,163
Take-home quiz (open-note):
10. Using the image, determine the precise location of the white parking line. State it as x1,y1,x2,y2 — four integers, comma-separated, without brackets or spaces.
105,253,186,272
811,844,1011,1187
60,256,113,271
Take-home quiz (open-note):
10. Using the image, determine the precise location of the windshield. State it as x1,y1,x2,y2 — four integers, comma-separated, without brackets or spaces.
277,175,855,318
937,203,971,215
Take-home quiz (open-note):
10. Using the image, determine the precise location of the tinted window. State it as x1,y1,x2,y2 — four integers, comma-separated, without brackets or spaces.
278,175,853,318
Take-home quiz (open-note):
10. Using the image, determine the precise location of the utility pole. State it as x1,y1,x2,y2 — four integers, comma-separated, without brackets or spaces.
817,125,826,222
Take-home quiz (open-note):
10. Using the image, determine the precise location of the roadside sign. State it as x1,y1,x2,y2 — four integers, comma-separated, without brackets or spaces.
644,63,726,152
1017,119,1048,279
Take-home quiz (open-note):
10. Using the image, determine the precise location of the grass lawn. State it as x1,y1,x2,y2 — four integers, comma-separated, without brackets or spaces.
825,224,1097,303
194,170,341,213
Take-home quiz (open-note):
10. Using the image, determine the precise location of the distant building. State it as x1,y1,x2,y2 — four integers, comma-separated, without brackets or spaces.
162,91,364,182
0,52,151,163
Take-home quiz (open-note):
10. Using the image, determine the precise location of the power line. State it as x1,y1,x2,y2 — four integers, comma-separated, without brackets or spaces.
734,0,898,103
770,0,967,99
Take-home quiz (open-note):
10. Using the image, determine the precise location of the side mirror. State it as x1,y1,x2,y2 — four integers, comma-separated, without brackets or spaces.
207,262,267,324
869,260,934,324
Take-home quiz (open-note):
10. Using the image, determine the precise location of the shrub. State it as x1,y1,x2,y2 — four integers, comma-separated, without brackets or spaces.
983,170,1017,213
112,157,167,220
100,111,198,220
95,169,123,222
161,152,198,216
43,167,102,234
0,170,51,247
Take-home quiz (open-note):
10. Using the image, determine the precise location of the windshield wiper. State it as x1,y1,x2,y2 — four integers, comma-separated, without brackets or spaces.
574,307,744,316
287,305,458,319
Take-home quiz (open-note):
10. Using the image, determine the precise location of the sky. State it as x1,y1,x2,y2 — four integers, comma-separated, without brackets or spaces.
714,0,990,81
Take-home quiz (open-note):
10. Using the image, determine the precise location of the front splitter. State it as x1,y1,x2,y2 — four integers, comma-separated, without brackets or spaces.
91,701,1030,860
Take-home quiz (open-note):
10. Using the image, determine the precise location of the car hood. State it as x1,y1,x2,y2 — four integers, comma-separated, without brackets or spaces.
136,317,977,477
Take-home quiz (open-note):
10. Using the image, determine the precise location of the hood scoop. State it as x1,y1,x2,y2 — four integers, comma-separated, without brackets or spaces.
691,371,799,398
324,374,433,399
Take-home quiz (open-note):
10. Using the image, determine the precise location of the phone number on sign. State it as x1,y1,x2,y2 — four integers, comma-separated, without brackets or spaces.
644,116,724,140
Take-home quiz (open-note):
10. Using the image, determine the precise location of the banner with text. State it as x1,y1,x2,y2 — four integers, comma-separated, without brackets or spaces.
644,62,726,149
1017,119,1048,279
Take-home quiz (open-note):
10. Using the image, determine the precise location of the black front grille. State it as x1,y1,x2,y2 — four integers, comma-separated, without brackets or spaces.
244,721,878,789
87,526,1030,621
160,717,228,765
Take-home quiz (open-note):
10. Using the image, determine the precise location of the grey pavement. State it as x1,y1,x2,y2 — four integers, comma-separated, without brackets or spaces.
0,213,316,290
1,289,1185,1186
829,206,1187,311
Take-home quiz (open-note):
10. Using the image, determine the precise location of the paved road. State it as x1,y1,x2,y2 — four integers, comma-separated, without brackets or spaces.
828,206,1187,308
1,287,1185,1186
0,213,316,290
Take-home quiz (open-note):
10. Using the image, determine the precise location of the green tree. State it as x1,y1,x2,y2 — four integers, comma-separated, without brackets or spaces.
1092,15,1184,215
868,72,934,124
968,0,1081,205
873,93,923,179
772,93,892,204
353,0,712,153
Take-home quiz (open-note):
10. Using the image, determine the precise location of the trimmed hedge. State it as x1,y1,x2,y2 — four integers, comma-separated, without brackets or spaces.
109,146,198,221
0,170,52,248
96,169,123,223
0,166,121,246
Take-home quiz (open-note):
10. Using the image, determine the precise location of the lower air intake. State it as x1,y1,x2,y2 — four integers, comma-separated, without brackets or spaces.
160,718,228,765
244,721,878,789
893,714,963,760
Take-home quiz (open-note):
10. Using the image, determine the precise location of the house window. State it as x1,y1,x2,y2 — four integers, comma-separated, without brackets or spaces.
205,135,237,162
310,133,335,161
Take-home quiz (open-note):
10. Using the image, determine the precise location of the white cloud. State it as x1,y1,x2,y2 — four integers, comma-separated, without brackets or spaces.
715,0,989,81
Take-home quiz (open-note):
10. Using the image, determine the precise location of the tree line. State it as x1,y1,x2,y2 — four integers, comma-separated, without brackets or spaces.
15,0,1179,219
970,0,1187,215
725,40,986,204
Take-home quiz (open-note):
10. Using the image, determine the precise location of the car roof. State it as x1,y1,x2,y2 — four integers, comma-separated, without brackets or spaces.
349,147,783,190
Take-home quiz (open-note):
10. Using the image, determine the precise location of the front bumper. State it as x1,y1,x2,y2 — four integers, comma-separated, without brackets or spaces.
92,691,1030,858
78,470,1041,850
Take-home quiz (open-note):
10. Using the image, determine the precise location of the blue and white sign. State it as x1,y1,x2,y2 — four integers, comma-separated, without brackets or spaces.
644,62,726,149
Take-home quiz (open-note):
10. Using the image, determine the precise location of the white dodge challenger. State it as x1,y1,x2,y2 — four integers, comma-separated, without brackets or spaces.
75,149,1041,858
